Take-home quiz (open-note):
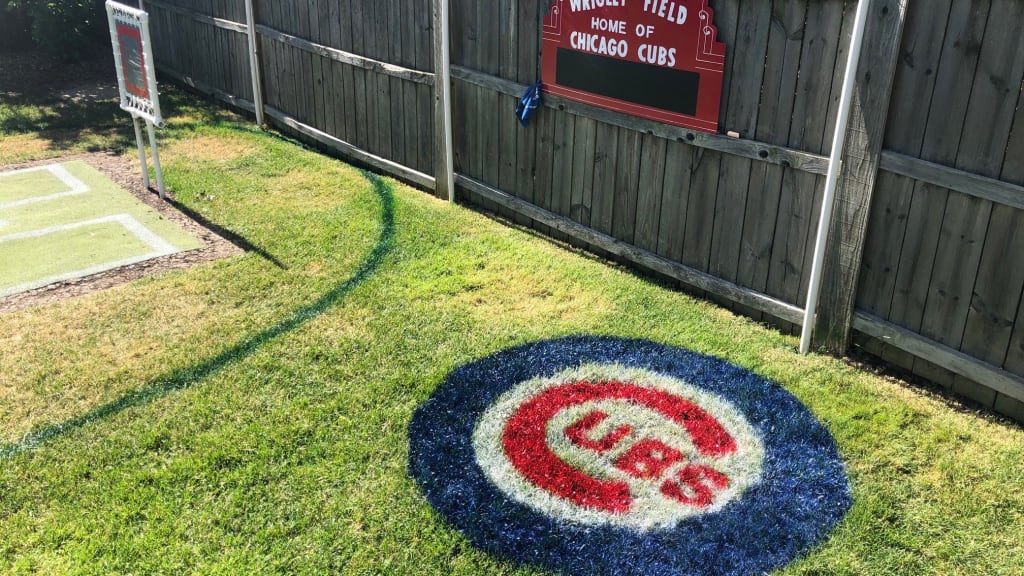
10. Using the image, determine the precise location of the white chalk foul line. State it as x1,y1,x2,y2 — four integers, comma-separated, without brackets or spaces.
0,214,180,298
0,163,91,210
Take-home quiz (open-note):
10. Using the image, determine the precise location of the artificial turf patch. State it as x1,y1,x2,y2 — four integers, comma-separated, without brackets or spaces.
409,336,851,576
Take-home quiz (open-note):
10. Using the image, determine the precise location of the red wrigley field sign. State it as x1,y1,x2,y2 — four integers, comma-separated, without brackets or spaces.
542,0,726,133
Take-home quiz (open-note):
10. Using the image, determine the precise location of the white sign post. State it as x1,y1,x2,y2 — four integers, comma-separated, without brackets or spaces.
106,1,166,199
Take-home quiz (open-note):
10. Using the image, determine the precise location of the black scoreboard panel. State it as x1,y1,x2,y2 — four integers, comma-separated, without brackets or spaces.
555,49,700,117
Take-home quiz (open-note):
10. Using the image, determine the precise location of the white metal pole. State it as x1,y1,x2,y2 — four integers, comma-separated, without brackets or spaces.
800,0,872,354
146,120,166,200
132,115,151,190
433,0,455,202
243,0,265,127
441,0,454,202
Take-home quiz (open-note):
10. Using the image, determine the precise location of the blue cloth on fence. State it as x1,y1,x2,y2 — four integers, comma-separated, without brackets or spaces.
516,82,543,127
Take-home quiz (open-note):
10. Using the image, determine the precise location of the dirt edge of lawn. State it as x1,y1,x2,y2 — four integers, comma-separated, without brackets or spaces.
0,151,243,314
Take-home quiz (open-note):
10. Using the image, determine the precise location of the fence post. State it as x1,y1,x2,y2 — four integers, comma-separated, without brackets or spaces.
811,0,910,353
432,0,455,201
243,0,265,126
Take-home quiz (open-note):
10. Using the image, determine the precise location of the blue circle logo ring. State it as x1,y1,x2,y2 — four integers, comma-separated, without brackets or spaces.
409,337,851,576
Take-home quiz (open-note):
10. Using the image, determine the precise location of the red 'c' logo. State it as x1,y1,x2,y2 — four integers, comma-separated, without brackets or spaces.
473,365,764,530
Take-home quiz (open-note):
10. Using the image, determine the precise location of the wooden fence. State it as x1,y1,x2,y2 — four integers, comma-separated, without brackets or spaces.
142,0,1024,422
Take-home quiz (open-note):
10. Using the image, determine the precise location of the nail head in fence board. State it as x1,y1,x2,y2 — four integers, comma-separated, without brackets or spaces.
812,0,909,353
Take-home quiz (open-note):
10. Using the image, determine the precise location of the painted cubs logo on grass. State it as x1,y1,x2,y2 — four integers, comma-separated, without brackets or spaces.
473,365,764,529
410,337,852,576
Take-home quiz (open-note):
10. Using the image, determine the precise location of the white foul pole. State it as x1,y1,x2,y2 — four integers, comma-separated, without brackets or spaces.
800,0,872,354
243,0,265,127
433,0,455,202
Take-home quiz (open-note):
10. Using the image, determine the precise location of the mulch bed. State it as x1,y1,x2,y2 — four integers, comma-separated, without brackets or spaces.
0,151,243,314
1,51,244,313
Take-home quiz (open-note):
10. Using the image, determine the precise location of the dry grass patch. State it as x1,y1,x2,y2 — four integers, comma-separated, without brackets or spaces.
0,134,50,164
166,134,258,164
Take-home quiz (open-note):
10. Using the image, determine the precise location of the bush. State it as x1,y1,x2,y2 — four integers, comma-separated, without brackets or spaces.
0,4,33,52
5,0,109,60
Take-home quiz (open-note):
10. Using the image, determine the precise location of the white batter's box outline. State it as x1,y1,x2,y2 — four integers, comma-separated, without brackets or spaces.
0,164,91,210
0,214,179,298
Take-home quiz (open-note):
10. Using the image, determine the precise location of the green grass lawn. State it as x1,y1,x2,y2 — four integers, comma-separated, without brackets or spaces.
1,82,1022,575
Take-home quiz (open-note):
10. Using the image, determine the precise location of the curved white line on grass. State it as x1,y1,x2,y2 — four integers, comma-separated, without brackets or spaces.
0,163,90,210
0,214,180,298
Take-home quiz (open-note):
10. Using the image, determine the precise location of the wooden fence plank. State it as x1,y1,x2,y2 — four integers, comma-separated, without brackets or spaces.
883,0,990,379
386,0,404,166
855,0,952,324
349,0,369,152
853,312,1024,404
320,0,337,135
949,1,1024,395
611,126,642,245
1000,94,1024,375
326,0,343,138
737,0,806,300
551,110,576,224
920,0,1021,354
512,0,539,215
310,0,326,130
656,142,694,262
765,0,845,306
590,122,619,237
402,0,419,171
569,116,597,227
710,1,770,284
681,149,720,274
634,134,667,254
532,107,557,214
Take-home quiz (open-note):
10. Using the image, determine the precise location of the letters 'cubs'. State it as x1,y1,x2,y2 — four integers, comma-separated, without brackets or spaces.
473,364,764,530
410,337,851,576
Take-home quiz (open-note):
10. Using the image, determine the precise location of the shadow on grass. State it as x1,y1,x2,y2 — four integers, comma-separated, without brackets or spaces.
0,86,245,159
163,195,291,270
0,170,395,461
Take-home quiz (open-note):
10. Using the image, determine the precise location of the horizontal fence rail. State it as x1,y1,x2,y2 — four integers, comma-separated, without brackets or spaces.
145,0,1024,422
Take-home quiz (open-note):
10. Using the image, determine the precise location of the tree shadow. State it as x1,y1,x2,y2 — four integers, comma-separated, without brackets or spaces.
1,169,396,461
0,83,247,160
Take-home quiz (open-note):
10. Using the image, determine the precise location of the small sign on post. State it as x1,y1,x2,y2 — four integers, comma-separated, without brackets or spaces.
542,0,727,134
106,1,166,199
